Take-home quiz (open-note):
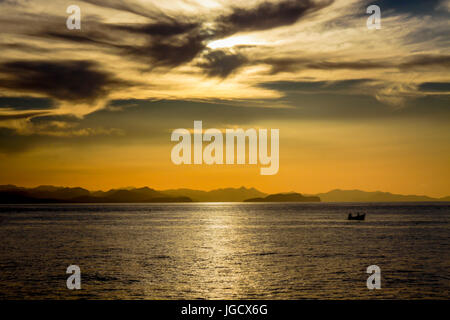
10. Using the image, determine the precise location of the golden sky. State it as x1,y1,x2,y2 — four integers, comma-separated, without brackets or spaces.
0,0,449,197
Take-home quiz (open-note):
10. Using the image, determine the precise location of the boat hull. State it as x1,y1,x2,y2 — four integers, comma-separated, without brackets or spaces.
348,214,365,221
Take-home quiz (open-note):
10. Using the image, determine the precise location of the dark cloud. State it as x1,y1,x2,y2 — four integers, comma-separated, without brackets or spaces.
399,55,450,69
86,95,450,129
260,55,450,73
0,42,50,54
260,57,390,73
259,58,310,74
367,0,444,16
38,19,210,68
116,21,209,67
40,30,116,47
122,0,333,68
31,1,334,70
41,18,201,47
259,79,376,92
0,97,54,110
41,27,205,69
115,21,201,37
30,114,80,124
418,82,450,92
132,34,207,68
0,111,47,121
218,0,333,33
0,60,129,103
306,60,390,70
197,50,248,78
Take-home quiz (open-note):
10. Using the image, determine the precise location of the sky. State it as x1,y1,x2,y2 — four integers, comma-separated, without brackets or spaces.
0,0,449,197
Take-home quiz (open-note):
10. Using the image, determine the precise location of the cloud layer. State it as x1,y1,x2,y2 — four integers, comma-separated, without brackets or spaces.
0,0,448,139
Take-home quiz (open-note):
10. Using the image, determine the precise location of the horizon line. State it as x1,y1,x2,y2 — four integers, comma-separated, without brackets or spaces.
1,183,449,199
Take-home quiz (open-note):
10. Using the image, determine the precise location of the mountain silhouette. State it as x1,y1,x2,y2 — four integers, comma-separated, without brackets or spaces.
244,193,320,202
162,186,266,202
313,189,447,202
0,185,448,204
0,185,191,203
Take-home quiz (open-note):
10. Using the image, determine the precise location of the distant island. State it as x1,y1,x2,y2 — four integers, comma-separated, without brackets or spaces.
244,193,320,202
0,185,448,204
310,189,450,202
0,185,192,204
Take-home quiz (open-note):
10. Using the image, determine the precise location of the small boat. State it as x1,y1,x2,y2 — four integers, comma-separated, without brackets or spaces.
348,213,365,221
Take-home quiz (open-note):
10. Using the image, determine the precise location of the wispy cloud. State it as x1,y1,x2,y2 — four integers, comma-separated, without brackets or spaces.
0,60,129,103
0,0,448,122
